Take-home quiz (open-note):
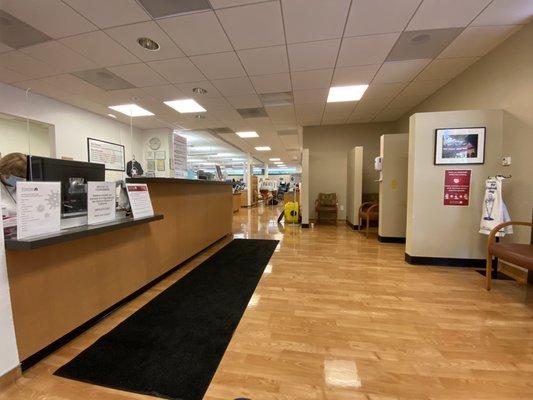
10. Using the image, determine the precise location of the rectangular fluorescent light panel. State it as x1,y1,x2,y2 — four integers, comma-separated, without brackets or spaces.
255,146,271,152
327,85,369,102
274,161,283,164
109,104,154,117
269,157,281,161
236,131,259,138
164,99,206,113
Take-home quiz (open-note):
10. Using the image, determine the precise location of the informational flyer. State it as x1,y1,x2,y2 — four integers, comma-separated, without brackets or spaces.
173,132,188,178
443,169,471,206
87,137,125,171
87,181,116,225
126,183,154,219
16,181,61,239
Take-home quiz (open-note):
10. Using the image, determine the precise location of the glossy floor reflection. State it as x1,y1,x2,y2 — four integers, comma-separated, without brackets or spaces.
1,204,532,400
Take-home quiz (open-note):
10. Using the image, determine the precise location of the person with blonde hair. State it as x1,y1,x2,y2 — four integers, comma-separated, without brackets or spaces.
0,152,27,224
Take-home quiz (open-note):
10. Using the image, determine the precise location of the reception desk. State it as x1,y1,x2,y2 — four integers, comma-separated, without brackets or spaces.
5,178,233,365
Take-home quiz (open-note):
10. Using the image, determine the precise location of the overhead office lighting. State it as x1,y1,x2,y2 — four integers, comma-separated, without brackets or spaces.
164,99,206,113
327,85,369,103
236,131,259,138
255,146,271,152
107,113,117,119
269,157,280,161
274,161,283,165
109,104,154,117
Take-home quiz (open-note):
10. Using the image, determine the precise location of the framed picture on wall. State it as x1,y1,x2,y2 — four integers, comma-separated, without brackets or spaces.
434,127,485,165
87,138,125,171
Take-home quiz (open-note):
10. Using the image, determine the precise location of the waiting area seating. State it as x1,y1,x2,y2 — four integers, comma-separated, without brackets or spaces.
315,193,338,224
358,201,379,238
486,220,533,290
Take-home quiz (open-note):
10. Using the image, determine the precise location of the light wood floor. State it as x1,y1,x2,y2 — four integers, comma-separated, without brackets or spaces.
1,205,532,400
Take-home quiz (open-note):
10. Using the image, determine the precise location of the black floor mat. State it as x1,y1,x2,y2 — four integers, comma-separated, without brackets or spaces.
55,239,279,400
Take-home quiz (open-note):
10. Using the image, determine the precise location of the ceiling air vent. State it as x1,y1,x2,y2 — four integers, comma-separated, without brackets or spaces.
73,68,135,91
0,10,51,49
237,107,268,119
210,127,234,134
138,0,212,18
259,92,293,107
386,28,463,61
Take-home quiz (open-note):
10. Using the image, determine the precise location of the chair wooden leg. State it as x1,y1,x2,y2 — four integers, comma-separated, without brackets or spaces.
366,216,370,238
486,253,492,290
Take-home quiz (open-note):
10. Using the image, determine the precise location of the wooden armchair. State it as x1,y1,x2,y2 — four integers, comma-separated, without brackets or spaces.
486,221,533,290
315,193,338,224
358,202,379,238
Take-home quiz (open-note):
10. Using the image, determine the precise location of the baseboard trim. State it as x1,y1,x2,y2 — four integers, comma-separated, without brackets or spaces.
0,365,21,391
378,235,405,243
405,253,485,268
20,233,231,371
345,220,360,230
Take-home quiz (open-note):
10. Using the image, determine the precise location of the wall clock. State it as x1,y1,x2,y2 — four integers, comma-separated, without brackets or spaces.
149,137,161,150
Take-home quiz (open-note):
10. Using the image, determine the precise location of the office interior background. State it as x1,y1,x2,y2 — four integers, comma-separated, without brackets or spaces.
0,0,532,399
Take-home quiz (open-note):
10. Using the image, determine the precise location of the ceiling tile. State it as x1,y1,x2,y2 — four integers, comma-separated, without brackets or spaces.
293,89,328,105
287,39,341,71
282,0,351,43
1,0,97,39
141,85,186,101
157,11,233,56
250,73,291,94
399,79,450,97
356,97,392,111
105,21,185,61
337,33,399,67
407,0,491,30
331,64,380,85
322,110,350,125
108,63,167,87
325,102,356,113
238,46,289,76
41,74,106,96
373,107,412,122
388,94,428,109
0,10,52,49
210,0,266,9
438,25,521,58
20,41,97,73
216,1,285,49
190,52,246,79
72,68,135,91
295,102,325,116
226,94,262,108
147,58,206,83
472,0,533,26
211,77,255,96
415,57,479,81
0,51,61,78
373,59,431,83
363,82,407,99
0,43,13,54
0,65,30,84
176,81,223,98
291,69,333,90
60,31,140,67
345,0,421,37
386,28,463,61
64,0,150,28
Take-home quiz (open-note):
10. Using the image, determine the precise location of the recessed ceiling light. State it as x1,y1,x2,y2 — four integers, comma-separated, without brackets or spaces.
274,161,283,164
192,87,207,95
269,157,280,161
255,146,271,152
164,99,206,113
327,85,368,103
137,37,160,51
109,104,154,117
107,113,117,119
194,114,205,119
236,131,259,138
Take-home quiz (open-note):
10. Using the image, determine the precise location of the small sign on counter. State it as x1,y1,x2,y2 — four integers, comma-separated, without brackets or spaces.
126,183,154,219
16,181,61,239
443,169,471,206
87,181,116,225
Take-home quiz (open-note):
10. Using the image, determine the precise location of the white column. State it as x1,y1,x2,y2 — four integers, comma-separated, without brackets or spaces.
246,153,253,207
264,163,269,178
301,148,310,227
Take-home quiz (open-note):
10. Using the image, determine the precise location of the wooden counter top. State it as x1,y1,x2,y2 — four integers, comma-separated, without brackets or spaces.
126,177,231,185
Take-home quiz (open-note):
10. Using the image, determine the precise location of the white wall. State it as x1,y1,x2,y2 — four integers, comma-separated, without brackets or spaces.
140,128,173,178
0,117,52,158
406,110,504,260
346,147,363,226
379,134,409,239
0,82,143,181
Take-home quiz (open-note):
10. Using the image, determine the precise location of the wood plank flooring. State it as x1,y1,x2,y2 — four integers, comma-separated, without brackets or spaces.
1,205,532,400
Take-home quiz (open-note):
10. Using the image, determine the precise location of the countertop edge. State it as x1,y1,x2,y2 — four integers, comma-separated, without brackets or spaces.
126,177,232,185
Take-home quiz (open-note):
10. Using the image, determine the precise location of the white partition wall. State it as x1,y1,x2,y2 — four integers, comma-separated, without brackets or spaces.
378,134,409,241
346,147,363,228
406,110,504,264
301,148,310,227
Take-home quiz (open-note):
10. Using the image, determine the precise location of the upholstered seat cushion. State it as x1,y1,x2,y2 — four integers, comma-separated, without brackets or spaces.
490,243,533,270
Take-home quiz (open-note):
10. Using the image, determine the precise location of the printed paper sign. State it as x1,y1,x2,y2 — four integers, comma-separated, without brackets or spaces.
16,181,61,239
126,184,154,219
87,181,116,225
443,170,471,206
173,132,188,178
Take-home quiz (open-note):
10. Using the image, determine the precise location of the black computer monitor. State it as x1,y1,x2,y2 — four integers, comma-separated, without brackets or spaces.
27,156,105,215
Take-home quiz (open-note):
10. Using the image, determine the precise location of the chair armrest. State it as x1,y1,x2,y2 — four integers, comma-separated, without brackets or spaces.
367,203,379,216
487,221,533,252
358,201,374,214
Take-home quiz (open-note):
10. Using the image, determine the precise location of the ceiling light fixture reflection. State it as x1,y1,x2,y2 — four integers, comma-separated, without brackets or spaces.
269,157,280,161
255,146,271,151
107,113,117,119
164,99,206,113
327,85,369,102
108,104,154,117
236,131,259,138
274,161,283,165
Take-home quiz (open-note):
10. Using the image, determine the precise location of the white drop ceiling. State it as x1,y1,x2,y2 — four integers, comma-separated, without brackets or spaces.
0,0,531,166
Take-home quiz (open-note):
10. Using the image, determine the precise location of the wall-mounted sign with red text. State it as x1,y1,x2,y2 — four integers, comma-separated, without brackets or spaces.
444,169,471,206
